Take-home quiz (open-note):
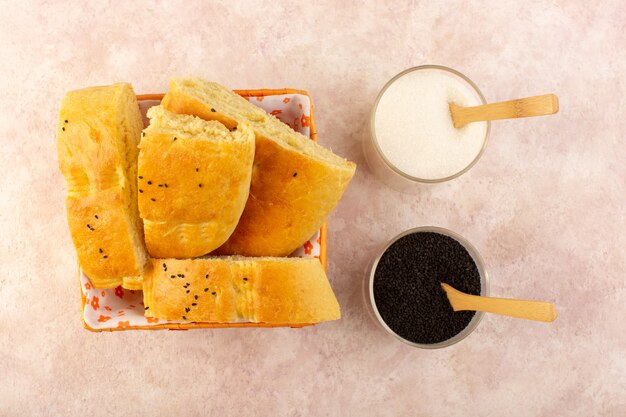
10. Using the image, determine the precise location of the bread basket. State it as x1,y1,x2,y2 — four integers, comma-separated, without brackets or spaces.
79,89,327,331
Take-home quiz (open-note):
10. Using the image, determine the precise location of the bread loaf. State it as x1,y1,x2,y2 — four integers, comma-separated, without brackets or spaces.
137,106,255,258
143,257,340,324
57,83,147,289
161,78,356,257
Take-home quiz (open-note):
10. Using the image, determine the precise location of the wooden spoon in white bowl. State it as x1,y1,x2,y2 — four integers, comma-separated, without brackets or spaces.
449,94,559,129
441,283,557,322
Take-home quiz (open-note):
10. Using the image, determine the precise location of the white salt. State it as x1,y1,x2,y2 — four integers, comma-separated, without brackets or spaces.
374,68,487,180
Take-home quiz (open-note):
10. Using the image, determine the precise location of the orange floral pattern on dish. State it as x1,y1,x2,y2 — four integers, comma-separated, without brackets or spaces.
303,241,314,255
81,91,321,331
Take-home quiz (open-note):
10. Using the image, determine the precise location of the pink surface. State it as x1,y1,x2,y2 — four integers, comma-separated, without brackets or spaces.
0,1,624,416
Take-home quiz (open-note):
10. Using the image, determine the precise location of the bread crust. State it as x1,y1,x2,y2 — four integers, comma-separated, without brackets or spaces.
57,83,147,288
143,257,340,324
137,107,255,258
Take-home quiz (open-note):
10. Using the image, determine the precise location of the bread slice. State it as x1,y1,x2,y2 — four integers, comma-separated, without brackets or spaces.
143,257,340,324
57,83,147,289
138,106,255,258
162,78,356,256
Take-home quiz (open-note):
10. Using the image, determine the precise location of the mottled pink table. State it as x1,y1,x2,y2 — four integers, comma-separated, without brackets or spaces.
1,1,624,416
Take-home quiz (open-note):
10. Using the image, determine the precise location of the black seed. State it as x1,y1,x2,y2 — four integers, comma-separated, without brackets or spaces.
151,198,156,202
94,215,98,219
185,307,190,313
181,274,185,278
177,274,183,277
158,184,163,187
212,292,216,295
62,127,65,131
64,119,68,123
293,172,298,177
198,183,202,188
164,184,168,188
141,132,145,137
170,275,175,279
205,274,209,279
139,189,143,193
186,290,190,294
210,108,216,112
99,248,103,253
103,255,108,259
195,168,199,172
204,288,209,292
182,315,186,320
373,232,481,345
186,282,190,286
144,306,149,310
232,126,237,131
86,224,91,229
139,176,143,179
194,295,198,300
173,137,177,141
243,277,248,281
148,181,152,185
192,303,197,306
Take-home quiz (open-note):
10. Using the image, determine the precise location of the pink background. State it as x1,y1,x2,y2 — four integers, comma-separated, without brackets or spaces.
0,1,624,416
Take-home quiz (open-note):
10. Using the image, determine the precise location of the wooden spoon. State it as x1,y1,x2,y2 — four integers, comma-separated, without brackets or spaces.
441,283,557,322
449,94,559,128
